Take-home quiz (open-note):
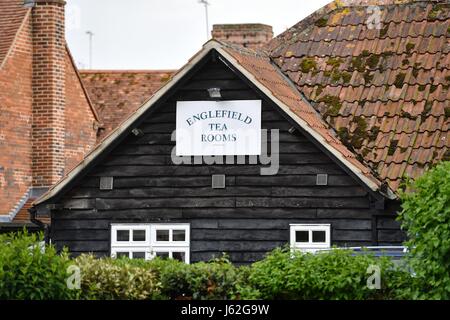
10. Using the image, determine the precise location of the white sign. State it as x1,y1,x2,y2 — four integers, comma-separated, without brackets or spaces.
176,100,262,156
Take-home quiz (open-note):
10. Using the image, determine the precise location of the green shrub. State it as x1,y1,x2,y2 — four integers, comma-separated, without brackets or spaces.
0,230,76,299
144,255,247,300
398,161,450,299
75,254,160,300
242,247,412,300
78,255,247,300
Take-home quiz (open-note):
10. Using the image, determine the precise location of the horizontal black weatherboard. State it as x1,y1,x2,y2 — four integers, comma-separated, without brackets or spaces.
49,54,404,264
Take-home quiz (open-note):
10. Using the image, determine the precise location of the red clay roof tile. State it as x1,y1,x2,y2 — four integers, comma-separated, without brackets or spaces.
80,70,176,141
268,0,450,191
219,42,382,190
0,0,28,68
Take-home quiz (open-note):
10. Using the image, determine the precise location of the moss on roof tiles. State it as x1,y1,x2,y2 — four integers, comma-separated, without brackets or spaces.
388,140,399,156
318,95,342,117
363,71,374,84
405,42,415,54
366,54,380,69
428,3,444,20
350,116,368,149
315,16,329,27
350,56,365,72
300,58,318,73
394,72,406,88
444,107,450,119
326,57,343,68
380,24,389,37
267,0,450,192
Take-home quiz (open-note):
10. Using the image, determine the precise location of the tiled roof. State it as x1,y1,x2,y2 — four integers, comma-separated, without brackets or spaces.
12,198,32,222
35,40,387,207
268,0,450,191
12,198,50,224
221,41,383,191
0,0,28,68
80,70,176,140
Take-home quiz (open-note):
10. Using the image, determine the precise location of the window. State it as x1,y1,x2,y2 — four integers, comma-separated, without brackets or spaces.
290,224,330,252
149,224,190,262
110,224,190,263
110,224,151,259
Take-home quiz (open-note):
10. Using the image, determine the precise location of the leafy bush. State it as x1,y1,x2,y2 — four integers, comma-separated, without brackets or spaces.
122,255,247,300
242,247,412,300
0,233,420,300
75,254,160,300
398,161,450,299
0,230,76,299
164,256,245,300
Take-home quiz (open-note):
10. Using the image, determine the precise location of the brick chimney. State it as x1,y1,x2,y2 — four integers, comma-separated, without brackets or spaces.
211,24,273,49
30,0,66,187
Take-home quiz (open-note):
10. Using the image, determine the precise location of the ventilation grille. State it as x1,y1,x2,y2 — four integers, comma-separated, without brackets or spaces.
100,177,114,190
316,174,328,186
212,174,226,189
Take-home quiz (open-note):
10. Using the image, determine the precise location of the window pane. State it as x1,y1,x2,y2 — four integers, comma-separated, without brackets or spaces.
173,229,186,242
133,230,146,242
156,252,169,259
132,252,145,259
116,252,129,258
156,230,169,241
172,252,185,262
312,230,326,243
117,230,129,242
296,231,309,243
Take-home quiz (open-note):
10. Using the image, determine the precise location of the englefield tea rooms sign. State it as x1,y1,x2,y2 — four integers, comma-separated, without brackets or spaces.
176,100,261,156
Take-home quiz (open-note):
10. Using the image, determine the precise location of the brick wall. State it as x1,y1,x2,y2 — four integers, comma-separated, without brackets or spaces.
0,12,33,215
64,52,97,172
31,0,66,187
211,24,273,49
0,0,98,216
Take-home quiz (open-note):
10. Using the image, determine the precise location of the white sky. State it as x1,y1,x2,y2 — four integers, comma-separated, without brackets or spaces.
65,0,331,70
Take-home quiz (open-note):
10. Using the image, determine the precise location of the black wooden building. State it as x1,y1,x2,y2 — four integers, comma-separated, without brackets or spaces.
31,41,404,264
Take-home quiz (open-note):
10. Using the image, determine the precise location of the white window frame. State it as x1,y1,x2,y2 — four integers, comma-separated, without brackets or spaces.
111,224,150,247
150,224,190,263
110,223,190,263
111,249,150,260
290,224,331,253
151,224,190,247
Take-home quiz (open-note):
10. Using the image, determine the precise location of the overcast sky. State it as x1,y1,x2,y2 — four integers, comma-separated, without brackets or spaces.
65,0,331,70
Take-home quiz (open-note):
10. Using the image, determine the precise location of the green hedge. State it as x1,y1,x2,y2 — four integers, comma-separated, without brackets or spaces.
0,231,76,299
142,255,245,300
398,161,450,299
0,232,415,300
74,254,160,300
241,247,413,300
